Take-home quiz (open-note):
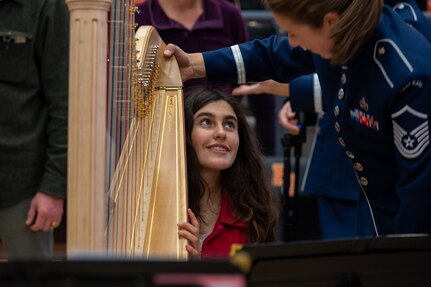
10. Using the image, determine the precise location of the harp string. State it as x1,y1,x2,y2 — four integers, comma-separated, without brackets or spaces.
104,0,187,259
106,0,141,255
106,0,161,256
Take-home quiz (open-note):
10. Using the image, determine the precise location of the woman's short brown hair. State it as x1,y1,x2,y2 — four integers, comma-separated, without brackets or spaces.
264,0,384,65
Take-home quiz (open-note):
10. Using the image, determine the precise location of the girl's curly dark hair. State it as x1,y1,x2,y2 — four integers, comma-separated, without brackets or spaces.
184,87,280,243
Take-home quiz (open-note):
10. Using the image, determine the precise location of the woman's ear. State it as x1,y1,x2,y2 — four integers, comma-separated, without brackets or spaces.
324,12,340,27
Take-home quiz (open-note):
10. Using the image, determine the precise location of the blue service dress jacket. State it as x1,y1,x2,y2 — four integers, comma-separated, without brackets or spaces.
289,74,360,238
287,0,431,203
202,6,431,236
286,1,431,233
289,75,360,202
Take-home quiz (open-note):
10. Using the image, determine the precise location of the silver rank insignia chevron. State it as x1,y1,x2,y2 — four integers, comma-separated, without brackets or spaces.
392,105,429,159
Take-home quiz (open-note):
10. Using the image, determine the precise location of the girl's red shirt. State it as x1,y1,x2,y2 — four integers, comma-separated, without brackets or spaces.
201,191,247,259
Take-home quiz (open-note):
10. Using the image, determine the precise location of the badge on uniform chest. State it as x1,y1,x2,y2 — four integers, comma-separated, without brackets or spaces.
359,97,368,111
350,97,380,131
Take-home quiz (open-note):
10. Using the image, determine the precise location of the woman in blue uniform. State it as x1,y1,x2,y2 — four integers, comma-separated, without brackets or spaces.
164,0,431,236
228,0,431,239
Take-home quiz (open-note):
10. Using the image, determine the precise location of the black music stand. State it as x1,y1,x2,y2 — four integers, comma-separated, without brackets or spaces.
280,112,306,242
239,235,431,287
0,258,246,287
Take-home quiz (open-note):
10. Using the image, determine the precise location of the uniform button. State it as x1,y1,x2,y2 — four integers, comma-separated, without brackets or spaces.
359,177,368,186
378,47,385,55
338,137,345,147
338,88,345,100
334,106,340,117
398,3,405,9
354,162,363,172
346,150,355,159
341,73,347,85
334,122,340,133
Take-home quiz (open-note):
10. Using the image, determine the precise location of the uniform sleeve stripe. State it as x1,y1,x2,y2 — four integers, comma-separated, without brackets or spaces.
395,139,429,158
313,74,323,113
393,121,406,136
392,105,427,119
392,118,429,159
230,45,246,84
418,130,429,142
412,121,428,136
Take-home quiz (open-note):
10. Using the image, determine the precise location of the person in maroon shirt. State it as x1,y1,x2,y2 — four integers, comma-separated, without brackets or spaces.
177,88,279,260
135,0,249,90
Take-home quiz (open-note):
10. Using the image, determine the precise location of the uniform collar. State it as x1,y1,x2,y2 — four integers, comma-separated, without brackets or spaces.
147,0,224,31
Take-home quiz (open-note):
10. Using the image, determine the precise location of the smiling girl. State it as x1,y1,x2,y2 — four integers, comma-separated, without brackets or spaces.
178,87,279,259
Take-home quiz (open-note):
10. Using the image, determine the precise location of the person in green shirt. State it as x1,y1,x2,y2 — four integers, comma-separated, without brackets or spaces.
0,0,69,259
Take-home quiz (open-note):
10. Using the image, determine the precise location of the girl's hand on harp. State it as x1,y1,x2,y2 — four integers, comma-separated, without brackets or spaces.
178,208,201,260
164,44,206,83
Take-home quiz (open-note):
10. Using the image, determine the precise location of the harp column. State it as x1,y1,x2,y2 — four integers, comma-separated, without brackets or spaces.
66,0,111,257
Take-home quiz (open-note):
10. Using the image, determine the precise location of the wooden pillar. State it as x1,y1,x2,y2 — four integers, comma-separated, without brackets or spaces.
66,0,111,257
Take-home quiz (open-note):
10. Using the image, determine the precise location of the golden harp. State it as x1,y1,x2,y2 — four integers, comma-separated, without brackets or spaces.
66,0,188,260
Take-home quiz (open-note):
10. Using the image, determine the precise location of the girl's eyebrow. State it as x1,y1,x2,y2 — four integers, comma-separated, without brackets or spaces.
224,115,238,122
195,112,238,122
194,111,214,119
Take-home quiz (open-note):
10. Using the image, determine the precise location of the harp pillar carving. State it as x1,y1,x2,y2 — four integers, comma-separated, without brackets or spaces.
66,0,111,257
